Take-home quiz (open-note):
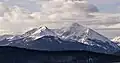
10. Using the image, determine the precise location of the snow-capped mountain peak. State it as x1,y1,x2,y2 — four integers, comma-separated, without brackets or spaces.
59,23,87,38
83,28,110,42
34,26,48,33
112,36,120,46
0,23,119,53
0,35,13,41
59,23,109,42
56,23,119,50
70,22,84,28
112,36,120,43
24,26,57,40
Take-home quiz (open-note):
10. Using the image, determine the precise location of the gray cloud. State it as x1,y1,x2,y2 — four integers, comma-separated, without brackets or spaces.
0,0,120,38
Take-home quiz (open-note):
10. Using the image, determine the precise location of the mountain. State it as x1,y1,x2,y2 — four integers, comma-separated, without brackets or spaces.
57,23,119,50
112,36,120,46
23,26,57,40
57,23,110,42
8,36,114,53
0,46,119,63
0,23,119,54
112,36,120,42
0,35,13,41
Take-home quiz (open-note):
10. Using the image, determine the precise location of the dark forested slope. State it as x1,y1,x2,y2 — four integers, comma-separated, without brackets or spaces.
0,46,119,63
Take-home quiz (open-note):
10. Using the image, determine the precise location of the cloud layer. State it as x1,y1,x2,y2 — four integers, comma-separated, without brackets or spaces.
0,0,95,35
89,0,120,13
0,0,120,38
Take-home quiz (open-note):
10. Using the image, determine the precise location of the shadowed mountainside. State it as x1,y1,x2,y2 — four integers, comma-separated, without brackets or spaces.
0,46,119,63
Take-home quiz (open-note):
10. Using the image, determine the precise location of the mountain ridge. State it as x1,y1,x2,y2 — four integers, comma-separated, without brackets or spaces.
0,23,119,54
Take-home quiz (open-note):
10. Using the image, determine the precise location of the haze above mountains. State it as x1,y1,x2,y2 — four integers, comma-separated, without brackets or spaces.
0,0,120,38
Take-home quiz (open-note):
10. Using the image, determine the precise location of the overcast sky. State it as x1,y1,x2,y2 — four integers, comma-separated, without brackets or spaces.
0,0,119,13
88,0,120,13
0,0,120,39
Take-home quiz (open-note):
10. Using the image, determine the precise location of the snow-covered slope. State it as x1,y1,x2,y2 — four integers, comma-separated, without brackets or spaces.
112,36,120,46
23,26,57,40
112,36,120,42
0,23,119,54
0,35,13,41
56,23,119,50
58,23,111,42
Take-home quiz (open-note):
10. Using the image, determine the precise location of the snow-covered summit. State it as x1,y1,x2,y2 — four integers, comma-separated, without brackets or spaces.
23,26,57,40
55,23,119,50
112,36,120,46
0,34,23,41
0,23,119,53
0,35,13,41
59,23,110,42
112,36,120,43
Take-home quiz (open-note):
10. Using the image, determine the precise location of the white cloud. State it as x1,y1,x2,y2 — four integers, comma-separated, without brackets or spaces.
38,0,90,21
98,23,120,29
0,0,120,38
0,4,38,35
0,0,93,35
